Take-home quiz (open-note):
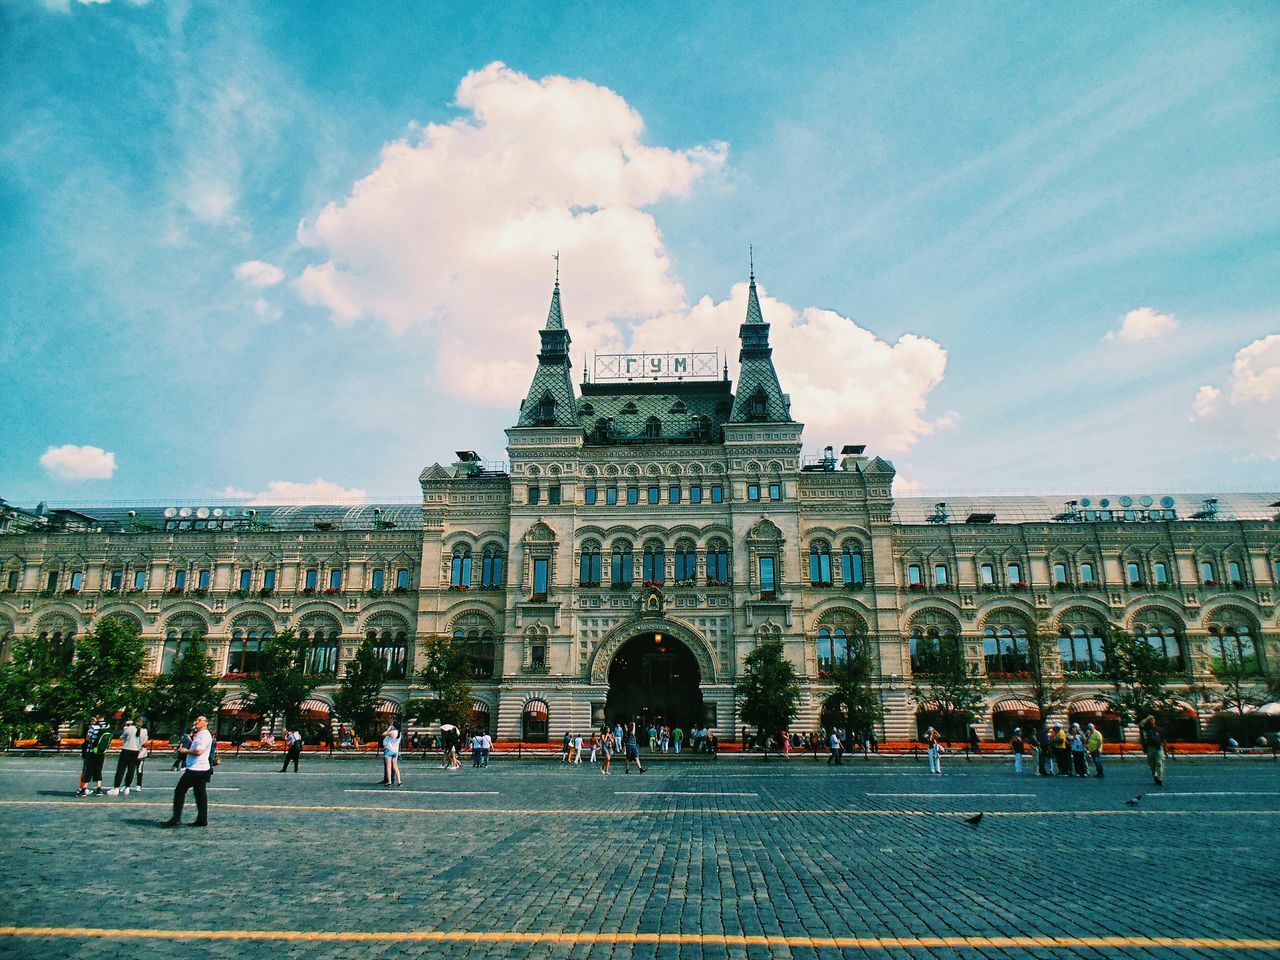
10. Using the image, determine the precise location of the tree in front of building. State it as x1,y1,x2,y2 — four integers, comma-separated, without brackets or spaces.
1100,623,1175,736
910,635,991,745
333,637,387,740
1027,618,1069,728
55,615,147,723
1211,644,1258,746
148,641,221,738
405,635,473,730
243,630,318,732
735,639,800,754
820,640,883,750
0,635,64,744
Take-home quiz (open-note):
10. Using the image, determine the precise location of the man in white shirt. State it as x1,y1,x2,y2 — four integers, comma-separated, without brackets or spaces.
163,715,213,827
280,728,303,773
108,718,147,795
480,731,492,767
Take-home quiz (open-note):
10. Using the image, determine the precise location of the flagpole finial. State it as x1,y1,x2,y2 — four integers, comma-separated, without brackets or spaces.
749,244,754,282
553,250,560,285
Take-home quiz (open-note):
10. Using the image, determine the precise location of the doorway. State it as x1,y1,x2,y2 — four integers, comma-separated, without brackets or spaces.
605,631,703,732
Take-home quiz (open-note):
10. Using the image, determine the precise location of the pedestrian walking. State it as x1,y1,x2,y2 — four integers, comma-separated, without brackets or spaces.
968,726,981,755
471,732,484,767
382,725,402,786
673,725,683,754
869,728,879,754
827,727,844,766
648,724,657,752
573,732,584,764
601,730,613,775
480,731,492,767
624,724,645,773
280,729,303,772
1069,723,1088,777
589,732,600,763
925,726,943,775
1140,716,1165,786
781,729,791,760
440,724,461,770
659,726,670,753
1011,727,1025,775
162,715,213,827
614,723,625,759
561,731,572,764
1036,724,1052,776
1086,723,1105,778
134,732,149,790
108,717,147,795
77,713,112,797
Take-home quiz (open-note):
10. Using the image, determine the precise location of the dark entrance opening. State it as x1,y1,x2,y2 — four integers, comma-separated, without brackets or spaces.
605,632,703,732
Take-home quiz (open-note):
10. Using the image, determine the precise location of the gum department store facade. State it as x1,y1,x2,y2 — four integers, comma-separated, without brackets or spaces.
2,275,1278,743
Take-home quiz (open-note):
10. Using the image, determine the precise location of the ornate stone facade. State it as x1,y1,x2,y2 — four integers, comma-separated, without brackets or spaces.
2,277,1278,742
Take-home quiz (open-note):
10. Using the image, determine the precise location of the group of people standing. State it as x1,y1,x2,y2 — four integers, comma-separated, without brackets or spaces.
557,723,648,773
75,714,150,797
1007,722,1108,778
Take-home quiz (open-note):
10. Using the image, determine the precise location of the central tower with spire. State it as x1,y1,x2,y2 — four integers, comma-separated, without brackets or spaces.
516,271,580,428
728,263,793,424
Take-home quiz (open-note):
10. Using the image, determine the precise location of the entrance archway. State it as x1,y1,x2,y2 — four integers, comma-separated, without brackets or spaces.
605,631,703,732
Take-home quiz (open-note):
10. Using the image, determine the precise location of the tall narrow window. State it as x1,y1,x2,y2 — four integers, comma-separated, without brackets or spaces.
674,542,696,582
584,486,598,505
580,544,602,587
548,486,561,505
1228,561,1243,586
1053,562,1068,585
606,486,618,506
197,569,211,590
611,543,634,586
934,563,950,586
980,562,996,585
668,485,681,504
532,558,550,599
69,571,84,591
451,546,472,587
133,570,146,590
642,544,665,583
907,564,923,586
706,541,730,585
758,555,777,596
841,544,865,586
710,485,723,503
8,569,21,591
109,570,122,590
396,568,410,589
263,568,277,591
527,485,541,506
809,543,832,586
1200,560,1216,583
371,568,385,591
689,485,702,504
1153,562,1168,585
173,570,186,590
768,482,782,501
1126,562,1141,585
747,483,761,502
481,546,504,588
1080,562,1095,584
627,486,639,505
647,485,660,505
1006,562,1022,584
329,568,343,590
46,571,59,592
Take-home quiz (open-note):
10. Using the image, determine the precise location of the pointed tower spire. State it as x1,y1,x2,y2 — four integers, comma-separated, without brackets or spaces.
729,263,792,424
517,267,580,428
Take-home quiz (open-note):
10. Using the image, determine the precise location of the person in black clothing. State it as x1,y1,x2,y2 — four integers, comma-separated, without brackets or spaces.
1036,724,1052,776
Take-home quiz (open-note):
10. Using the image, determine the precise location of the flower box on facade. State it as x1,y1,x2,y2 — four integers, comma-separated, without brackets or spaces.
324,587,342,596
257,588,273,598
1011,582,1028,590
366,587,384,597
529,593,547,603
579,581,601,589
1128,581,1143,588
908,583,926,592
192,587,208,597
392,586,411,595
232,589,251,599
448,584,469,592
62,588,80,596
167,587,184,596
301,588,316,596
934,583,952,591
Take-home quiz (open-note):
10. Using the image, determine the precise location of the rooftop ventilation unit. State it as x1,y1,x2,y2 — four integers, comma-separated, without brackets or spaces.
965,513,996,524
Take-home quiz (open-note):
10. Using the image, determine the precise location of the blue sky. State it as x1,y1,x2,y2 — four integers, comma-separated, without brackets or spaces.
2,0,1277,505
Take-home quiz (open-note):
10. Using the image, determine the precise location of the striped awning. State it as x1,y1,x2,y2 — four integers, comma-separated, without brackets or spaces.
299,698,331,720
992,698,1041,716
471,701,491,715
523,700,548,719
1068,698,1116,715
218,697,260,719
375,699,402,716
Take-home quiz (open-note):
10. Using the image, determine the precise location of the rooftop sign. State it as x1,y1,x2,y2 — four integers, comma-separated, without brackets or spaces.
593,351,720,381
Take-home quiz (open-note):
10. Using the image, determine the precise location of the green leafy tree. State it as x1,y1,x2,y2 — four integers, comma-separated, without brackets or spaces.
1211,646,1258,744
405,635,472,729
735,639,800,754
820,640,883,748
333,637,387,739
54,615,147,723
243,630,318,730
1027,621,1069,727
1100,623,1175,736
0,635,64,743
148,641,221,737
910,635,990,744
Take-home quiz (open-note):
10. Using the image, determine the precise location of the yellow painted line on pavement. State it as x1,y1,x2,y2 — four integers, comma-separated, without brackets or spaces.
0,926,1276,951
3,799,1280,818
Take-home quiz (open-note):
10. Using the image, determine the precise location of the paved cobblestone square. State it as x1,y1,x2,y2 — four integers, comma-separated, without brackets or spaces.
1,754,1278,959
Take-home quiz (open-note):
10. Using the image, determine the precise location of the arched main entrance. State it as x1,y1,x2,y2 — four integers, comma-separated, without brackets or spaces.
605,631,703,732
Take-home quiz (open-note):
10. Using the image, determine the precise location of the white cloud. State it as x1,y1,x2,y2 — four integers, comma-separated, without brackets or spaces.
893,476,926,494
1104,306,1179,343
1190,333,1280,459
39,444,117,480
235,260,284,287
296,62,952,455
629,283,952,453
222,478,368,505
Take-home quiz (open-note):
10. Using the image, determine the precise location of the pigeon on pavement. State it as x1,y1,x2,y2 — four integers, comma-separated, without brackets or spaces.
1124,795,1144,807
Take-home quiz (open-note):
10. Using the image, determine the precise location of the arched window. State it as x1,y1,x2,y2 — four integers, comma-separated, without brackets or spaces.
1153,561,1169,585
366,614,409,679
908,613,959,672
642,542,665,584
451,546,472,588
982,611,1031,676
37,615,77,668
706,540,730,585
673,541,697,582
611,542,634,586
907,563,923,587
808,541,832,586
229,614,274,675
1227,560,1245,587
161,613,207,673
1080,562,1095,584
1057,611,1106,675
579,542,602,587
522,699,549,742
1126,561,1142,586
453,625,497,680
480,545,505,588
1207,615,1260,675
299,613,340,675
1200,560,1217,585
814,611,867,678
1053,562,1068,585
1006,562,1022,585
1132,610,1185,671
841,544,865,586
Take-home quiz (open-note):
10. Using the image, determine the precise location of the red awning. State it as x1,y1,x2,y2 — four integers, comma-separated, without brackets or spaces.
299,699,332,721
993,698,1041,717
219,697,261,720
1068,698,1117,716
375,699,401,716
523,700,548,719
471,701,491,715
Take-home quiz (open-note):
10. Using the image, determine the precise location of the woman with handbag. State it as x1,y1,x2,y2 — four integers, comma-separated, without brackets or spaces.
925,726,943,775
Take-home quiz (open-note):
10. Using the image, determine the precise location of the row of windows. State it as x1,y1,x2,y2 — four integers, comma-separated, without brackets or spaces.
540,483,730,506
906,558,1259,589
579,543,732,586
449,547,506,588
808,544,865,586
22,566,414,595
